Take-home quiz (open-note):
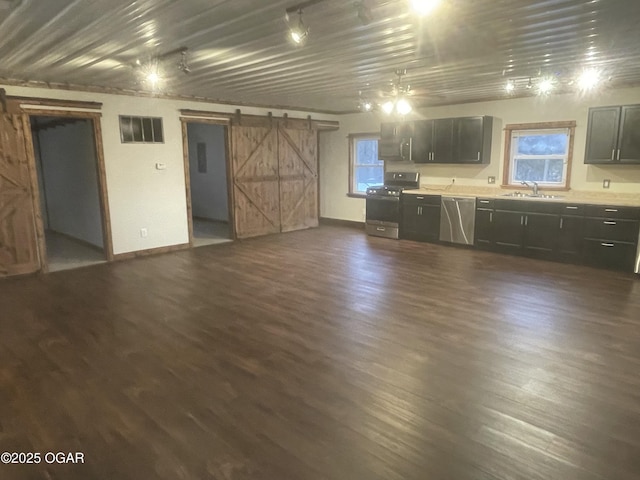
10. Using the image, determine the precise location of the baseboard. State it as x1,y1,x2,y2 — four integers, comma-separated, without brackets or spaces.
112,243,190,261
193,216,229,224
47,229,105,253
319,217,366,229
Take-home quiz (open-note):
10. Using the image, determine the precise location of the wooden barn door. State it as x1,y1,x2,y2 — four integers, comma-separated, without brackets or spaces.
278,121,318,232
0,113,41,277
232,118,281,239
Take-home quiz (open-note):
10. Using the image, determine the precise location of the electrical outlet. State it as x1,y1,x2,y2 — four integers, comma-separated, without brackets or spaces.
140,228,148,238
603,179,611,189
488,176,496,184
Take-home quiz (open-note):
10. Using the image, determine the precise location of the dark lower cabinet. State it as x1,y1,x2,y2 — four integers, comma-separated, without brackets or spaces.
557,215,584,263
471,199,639,272
401,195,441,242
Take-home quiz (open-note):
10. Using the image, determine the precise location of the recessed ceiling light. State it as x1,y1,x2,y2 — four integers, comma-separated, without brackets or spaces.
578,68,601,91
409,0,441,16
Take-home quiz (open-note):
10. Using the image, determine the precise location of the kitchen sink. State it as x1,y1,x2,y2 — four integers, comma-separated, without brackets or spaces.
502,192,564,199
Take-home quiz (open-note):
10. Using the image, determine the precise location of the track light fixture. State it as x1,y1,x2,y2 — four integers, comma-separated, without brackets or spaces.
504,68,604,97
133,46,191,91
288,9,309,45
178,49,191,74
355,0,373,25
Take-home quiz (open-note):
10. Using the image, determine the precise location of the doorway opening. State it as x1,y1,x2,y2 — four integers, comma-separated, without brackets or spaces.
30,115,108,271
183,121,233,247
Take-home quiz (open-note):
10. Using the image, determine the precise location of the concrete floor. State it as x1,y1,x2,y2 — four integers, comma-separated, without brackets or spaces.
45,230,106,272
193,218,233,247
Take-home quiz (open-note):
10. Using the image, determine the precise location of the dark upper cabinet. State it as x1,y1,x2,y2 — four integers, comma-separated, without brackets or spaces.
413,116,492,164
454,116,493,164
379,122,413,161
585,105,640,164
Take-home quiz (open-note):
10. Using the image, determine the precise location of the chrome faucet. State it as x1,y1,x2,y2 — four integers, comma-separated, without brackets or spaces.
521,181,539,196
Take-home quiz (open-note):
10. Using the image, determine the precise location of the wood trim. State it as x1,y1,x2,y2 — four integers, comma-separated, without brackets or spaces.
19,113,47,273
180,120,195,247
502,121,577,190
315,121,340,131
8,96,102,111
21,108,115,264
1,78,342,115
224,124,237,240
180,110,233,122
112,243,190,261
347,193,367,199
319,217,366,229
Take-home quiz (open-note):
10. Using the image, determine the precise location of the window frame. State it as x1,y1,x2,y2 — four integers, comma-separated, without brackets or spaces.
502,121,576,191
348,133,383,198
119,115,165,144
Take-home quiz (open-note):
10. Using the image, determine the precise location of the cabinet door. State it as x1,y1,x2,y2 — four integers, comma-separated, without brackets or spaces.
583,239,637,271
417,204,441,242
433,118,454,163
412,120,434,163
557,215,584,263
380,122,398,142
454,117,484,163
474,209,493,249
618,105,640,163
585,107,621,164
401,204,421,238
523,213,559,258
493,210,524,253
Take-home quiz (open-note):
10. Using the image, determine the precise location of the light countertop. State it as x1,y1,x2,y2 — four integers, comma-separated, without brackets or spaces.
402,185,640,207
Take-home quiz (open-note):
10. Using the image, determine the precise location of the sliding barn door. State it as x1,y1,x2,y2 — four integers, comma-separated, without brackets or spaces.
278,122,318,232
0,113,41,276
232,119,281,239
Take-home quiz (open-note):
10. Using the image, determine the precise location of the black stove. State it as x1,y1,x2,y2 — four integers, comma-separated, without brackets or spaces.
365,172,420,239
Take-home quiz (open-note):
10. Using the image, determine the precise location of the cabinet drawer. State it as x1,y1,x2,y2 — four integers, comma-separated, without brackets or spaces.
476,198,494,209
494,199,561,214
583,239,638,271
583,218,640,243
584,205,640,220
402,194,441,206
560,204,584,216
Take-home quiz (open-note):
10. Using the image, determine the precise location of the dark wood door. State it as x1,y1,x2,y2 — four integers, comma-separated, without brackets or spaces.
454,117,484,163
523,213,559,258
557,215,584,263
0,113,41,277
231,119,281,239
433,118,454,163
493,210,524,253
278,122,318,233
618,105,640,163
585,107,621,164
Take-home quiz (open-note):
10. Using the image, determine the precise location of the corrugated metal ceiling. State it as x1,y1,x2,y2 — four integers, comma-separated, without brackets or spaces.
1,0,639,113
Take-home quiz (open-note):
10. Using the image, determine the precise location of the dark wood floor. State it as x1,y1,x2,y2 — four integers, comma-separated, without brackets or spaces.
2,225,640,480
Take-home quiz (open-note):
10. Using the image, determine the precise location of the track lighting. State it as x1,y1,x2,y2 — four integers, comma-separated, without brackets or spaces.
505,80,515,93
578,68,601,91
178,49,191,74
537,77,555,94
288,9,309,45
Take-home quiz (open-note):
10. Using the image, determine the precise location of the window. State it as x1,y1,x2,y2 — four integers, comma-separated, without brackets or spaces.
503,121,575,189
349,134,383,196
119,115,164,143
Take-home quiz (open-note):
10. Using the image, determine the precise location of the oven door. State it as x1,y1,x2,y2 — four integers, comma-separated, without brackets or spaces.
366,195,400,226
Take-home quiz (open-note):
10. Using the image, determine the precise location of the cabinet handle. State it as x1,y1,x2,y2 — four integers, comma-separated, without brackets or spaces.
479,200,490,204
560,218,564,229
617,149,621,161
525,215,528,227
601,243,615,247
376,227,386,231
489,212,493,223
418,206,422,215
604,221,617,225
416,196,425,200
477,151,480,161
611,149,616,161
605,208,618,213
565,206,578,210
520,215,524,226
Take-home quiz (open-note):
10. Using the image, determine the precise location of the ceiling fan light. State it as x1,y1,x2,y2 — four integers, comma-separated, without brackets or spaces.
382,101,395,114
410,0,441,16
396,98,412,115
578,68,601,91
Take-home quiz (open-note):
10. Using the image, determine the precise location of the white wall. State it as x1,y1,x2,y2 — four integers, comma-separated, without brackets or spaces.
187,123,228,222
321,86,640,222
2,84,338,255
36,118,104,248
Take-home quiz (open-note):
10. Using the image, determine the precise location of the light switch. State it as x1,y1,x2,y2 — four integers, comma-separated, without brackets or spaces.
603,179,610,189
155,163,167,170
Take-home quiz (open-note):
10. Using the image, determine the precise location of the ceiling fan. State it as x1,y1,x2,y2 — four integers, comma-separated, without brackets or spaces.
376,69,417,115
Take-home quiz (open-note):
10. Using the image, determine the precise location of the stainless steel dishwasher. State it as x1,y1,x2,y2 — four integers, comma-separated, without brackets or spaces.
439,197,476,245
